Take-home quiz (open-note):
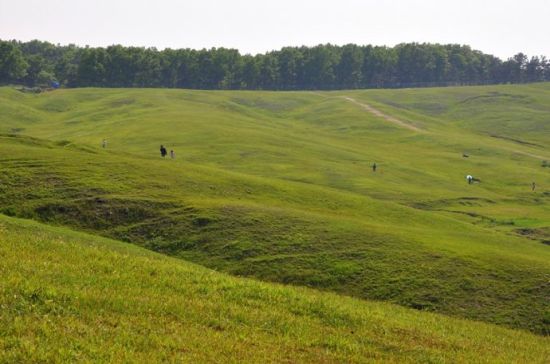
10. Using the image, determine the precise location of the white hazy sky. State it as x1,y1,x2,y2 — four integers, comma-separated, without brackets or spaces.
1,0,549,59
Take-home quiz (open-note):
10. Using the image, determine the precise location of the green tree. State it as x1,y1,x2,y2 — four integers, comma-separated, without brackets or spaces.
258,54,278,89
22,54,51,86
240,55,260,89
336,44,364,89
77,47,109,86
363,46,397,87
525,56,544,82
0,41,28,83
4,39,547,90
276,47,303,90
303,45,336,89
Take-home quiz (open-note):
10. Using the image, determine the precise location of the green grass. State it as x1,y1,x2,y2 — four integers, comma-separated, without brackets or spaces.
0,84,549,337
1,214,549,363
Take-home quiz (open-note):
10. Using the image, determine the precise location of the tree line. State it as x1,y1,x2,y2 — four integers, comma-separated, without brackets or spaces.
1,39,549,90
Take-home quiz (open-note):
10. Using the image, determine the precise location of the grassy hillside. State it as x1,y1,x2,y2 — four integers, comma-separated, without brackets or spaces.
352,83,550,146
1,214,549,363
0,84,549,335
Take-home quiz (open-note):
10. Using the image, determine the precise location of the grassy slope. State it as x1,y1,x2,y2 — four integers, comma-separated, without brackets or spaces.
1,214,549,363
351,83,550,146
0,85,549,335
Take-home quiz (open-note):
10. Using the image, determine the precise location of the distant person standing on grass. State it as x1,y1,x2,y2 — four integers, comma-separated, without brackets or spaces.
532,182,536,191
170,150,175,159
372,162,377,172
160,145,167,158
102,139,107,148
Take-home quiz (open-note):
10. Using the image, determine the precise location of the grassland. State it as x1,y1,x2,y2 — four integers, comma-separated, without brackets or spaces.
1,214,549,363
0,84,549,338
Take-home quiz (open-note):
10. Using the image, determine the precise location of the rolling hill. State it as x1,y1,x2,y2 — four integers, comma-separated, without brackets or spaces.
0,83,549,337
1,214,549,362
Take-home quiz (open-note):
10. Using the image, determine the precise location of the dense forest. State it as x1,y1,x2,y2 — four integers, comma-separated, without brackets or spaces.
1,39,549,90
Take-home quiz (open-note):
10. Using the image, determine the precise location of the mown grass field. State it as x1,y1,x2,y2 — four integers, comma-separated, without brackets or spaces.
1,215,549,363
0,84,549,340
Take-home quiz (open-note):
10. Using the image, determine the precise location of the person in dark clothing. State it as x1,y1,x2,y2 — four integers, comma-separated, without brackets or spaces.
532,182,536,191
372,162,377,172
160,145,167,158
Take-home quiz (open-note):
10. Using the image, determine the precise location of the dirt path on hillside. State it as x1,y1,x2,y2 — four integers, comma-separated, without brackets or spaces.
341,97,422,132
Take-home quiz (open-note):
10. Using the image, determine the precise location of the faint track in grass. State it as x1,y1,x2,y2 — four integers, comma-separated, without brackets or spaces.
507,148,548,161
341,96,423,132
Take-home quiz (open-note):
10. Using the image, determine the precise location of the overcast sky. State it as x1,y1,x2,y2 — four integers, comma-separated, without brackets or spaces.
1,0,548,59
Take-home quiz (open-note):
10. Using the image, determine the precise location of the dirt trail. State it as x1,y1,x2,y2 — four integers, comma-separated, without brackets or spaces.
341,96,422,132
